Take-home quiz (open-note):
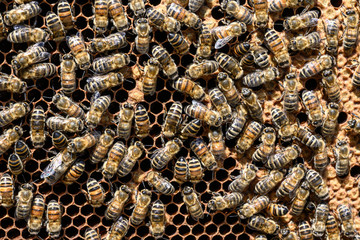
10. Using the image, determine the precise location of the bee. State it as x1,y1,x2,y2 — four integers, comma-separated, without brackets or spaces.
182,186,203,220
209,88,232,121
347,113,360,134
108,0,129,31
208,127,226,160
324,20,339,55
276,163,306,198
322,69,340,102
236,121,263,154
333,140,351,177
86,94,111,128
0,102,28,128
83,178,105,208
253,46,270,68
0,73,27,94
0,13,7,42
233,42,251,58
57,0,74,30
60,54,77,95
267,203,289,217
103,142,127,178
186,60,219,79
195,23,213,59
179,119,201,140
134,103,150,138
185,101,222,127
220,0,253,25
105,185,131,221
326,213,341,240
252,127,276,163
215,52,243,80
93,0,108,34
146,171,175,195
188,157,204,183
306,169,329,200
283,73,300,112
11,43,50,71
239,52,255,69
52,131,68,150
253,0,269,28
238,196,269,219
116,103,134,140
168,32,189,55
208,192,243,211
15,140,30,160
3,1,41,26
343,8,359,54
134,18,151,54
299,55,335,79
141,58,160,96
151,138,182,170
173,78,205,101
296,126,319,149
46,116,84,133
150,200,166,239
312,203,329,237
152,45,178,80
92,53,130,74
290,182,310,216
190,137,217,170
189,0,204,12
46,200,62,238
243,67,279,88
167,3,202,30
117,141,144,177
268,0,302,12
241,88,263,122
248,215,279,235
129,0,145,16
8,154,24,175
52,94,85,119
337,204,355,238
15,183,33,219
265,144,301,169
19,63,56,79
62,160,85,185
299,221,313,240
228,163,257,192
264,28,291,68
212,22,247,49
89,32,127,53
46,11,65,42
146,7,180,33
321,102,339,137
163,102,182,138
66,34,91,70
224,105,247,139
90,129,116,164
255,235,267,240
284,10,319,31
302,90,323,127
106,216,129,240
217,72,241,108
0,126,23,155
289,32,321,51
7,26,49,43
84,228,101,240
174,157,189,183
68,131,99,153
27,195,45,235
280,229,299,240
87,73,124,94
0,173,15,207
254,170,284,195
130,189,152,226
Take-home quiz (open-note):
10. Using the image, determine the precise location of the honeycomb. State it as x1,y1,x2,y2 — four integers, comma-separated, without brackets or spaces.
0,0,359,239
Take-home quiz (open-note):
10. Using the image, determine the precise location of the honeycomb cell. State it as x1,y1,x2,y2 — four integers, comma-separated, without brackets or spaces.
305,79,318,90
137,225,149,237
67,205,79,216
213,213,225,225
7,229,20,238
61,194,74,206
1,217,13,229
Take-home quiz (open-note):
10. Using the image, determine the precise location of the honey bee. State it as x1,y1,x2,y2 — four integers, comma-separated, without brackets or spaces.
7,26,49,43
52,131,68,150
146,171,175,195
186,60,219,79
334,140,351,177
152,45,178,80
3,1,41,26
57,0,74,30
52,94,85,119
129,0,145,16
0,126,23,155
179,119,201,140
268,0,302,12
86,94,111,128
117,141,144,177
103,142,127,178
312,203,329,237
150,200,166,239
248,215,279,235
106,216,129,240
228,163,257,192
146,7,180,33
217,72,241,108
238,196,269,219
208,127,226,160
302,90,324,127
252,46,270,69
105,185,131,221
290,182,310,215
0,13,7,42
280,228,299,240
93,0,108,34
60,54,76,95
83,178,105,208
11,43,50,71
252,127,276,163
282,72,300,112
188,157,204,183
108,0,129,31
321,102,339,137
19,63,56,79
326,212,341,240
27,195,45,235
284,10,319,31
182,186,203,220
195,23,213,59
30,105,46,148
46,200,62,238
91,129,115,164
89,32,127,53
15,183,33,219
314,136,328,172
215,52,243,80
62,160,85,185
239,52,255,69
189,0,204,12
299,55,335,79
264,28,291,68
66,34,91,70
151,138,182,170
253,0,269,28
46,11,65,42
116,103,134,140
167,3,202,30
306,169,329,200
208,192,243,211
84,228,101,240
324,19,339,55
277,163,306,198
0,173,15,208
46,116,84,133
173,78,205,101
135,103,150,138
174,157,188,183
163,102,182,138
289,32,321,51
168,32,189,55
265,144,301,169
0,102,29,128
255,235,267,240
134,18,151,54
220,0,254,25
322,69,341,102
209,88,232,121
15,140,30,160
92,53,130,74
337,204,355,238
8,154,24,175
267,203,289,217
212,22,247,49
236,121,263,154
299,221,313,240
190,137,217,170
68,131,99,153
243,67,279,88
87,73,124,94
130,189,152,226
296,126,319,149
185,101,222,127
0,73,27,94
233,42,251,58
241,88,263,122
343,8,359,54
254,170,284,195
347,113,360,134
141,58,160,96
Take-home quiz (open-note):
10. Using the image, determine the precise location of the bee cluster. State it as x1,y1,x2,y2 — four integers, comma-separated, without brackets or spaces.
0,0,359,239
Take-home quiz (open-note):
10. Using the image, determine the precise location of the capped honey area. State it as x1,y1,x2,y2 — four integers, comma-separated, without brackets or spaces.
0,0,360,239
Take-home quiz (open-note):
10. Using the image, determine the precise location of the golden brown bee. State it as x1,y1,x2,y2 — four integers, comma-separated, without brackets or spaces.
93,0,108,34
252,46,270,69
186,60,219,79
150,200,166,239
299,55,335,79
68,131,99,153
0,13,7,42
15,140,30,160
8,153,24,175
117,141,144,177
151,138,182,170
89,32,127,53
302,90,323,127
276,163,306,198
7,26,49,43
86,94,111,128
284,10,319,31
212,22,246,49
337,204,355,238
252,127,276,163
108,0,129,31
62,160,85,185
254,170,284,195
226,105,248,139
190,137,217,170
174,157,188,183
182,186,203,220
163,101,182,138
92,53,130,74
66,34,91,70
15,183,33,219
248,215,279,235
116,103,134,140
152,45,178,80
146,171,175,195
30,105,46,148
60,54,77,95
195,23,213,59
314,136,328,172
236,121,263,154
46,11,65,42
306,169,329,200
11,43,50,71
129,0,145,16
135,18,151,54
103,141,127,177
57,0,74,30
208,127,226,160
283,72,300,112
106,216,129,240
46,200,62,238
208,192,243,211
243,67,279,88
217,72,241,108
289,32,321,51
188,157,204,183
238,196,269,219
0,102,29,128
267,203,289,217
333,140,351,177
326,212,341,240
228,163,257,192
168,32,189,55
84,178,105,208
321,102,339,137
343,8,359,54
264,28,291,68
91,129,116,164
135,103,150,138
141,58,160,96
299,221,313,240
233,42,251,58
265,144,301,169
253,0,269,28
312,203,329,237
239,52,255,69
185,101,222,127
19,63,56,79
3,1,41,26
189,0,204,12
84,228,101,240
130,189,152,226
105,185,131,221
146,7,180,33
167,3,202,30
87,72,124,93
46,116,84,133
220,0,253,25
0,73,27,93
52,94,85,119
241,88,263,122
296,126,319,149
323,19,339,55
27,195,45,235
280,228,299,240
0,126,23,156
52,131,68,150
268,0,302,12
0,173,14,208
180,119,201,140
322,69,340,102
209,88,232,121
173,78,205,101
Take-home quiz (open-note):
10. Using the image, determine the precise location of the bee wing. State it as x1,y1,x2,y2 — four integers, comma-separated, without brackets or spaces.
40,154,62,179
13,25,30,30
86,74,106,83
32,52,51,64
150,147,165,159
215,36,233,49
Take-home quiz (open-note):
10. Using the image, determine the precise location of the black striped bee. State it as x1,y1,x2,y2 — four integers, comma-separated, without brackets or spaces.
117,141,144,177
337,204,355,238
306,169,329,200
86,94,111,128
314,136,329,172
66,33,91,70
252,46,270,68
57,0,74,30
105,185,131,221
135,103,150,138
0,173,15,207
46,11,65,42
322,69,340,102
3,1,41,26
276,163,306,198
333,140,351,177
299,55,335,79
182,186,203,220
46,116,84,133
174,157,188,183
134,18,151,54
195,22,213,59
8,154,24,175
302,90,323,127
68,131,99,154
279,228,299,240
228,163,257,192
108,0,129,31
248,215,279,235
146,171,175,195
312,203,329,237
162,102,182,138
150,200,166,239
92,53,130,74
106,216,129,240
208,127,226,160
283,72,300,112
217,72,241,107
324,19,339,55
0,102,29,127
190,137,217,170
243,67,279,88
209,88,232,121
52,94,85,119
179,119,201,140
93,0,108,34
239,53,255,69
289,32,321,51
220,0,253,25
343,8,359,54
141,58,160,96
208,192,243,211
91,129,116,164
290,182,310,216
52,131,68,150
253,0,269,28
321,102,339,138
326,213,341,240
46,200,62,238
84,228,101,240
267,203,289,217
233,42,251,58
86,72,124,93
254,170,284,195
215,52,243,80
152,45,178,80
238,196,269,219
15,140,30,160
27,195,45,235
173,78,205,101
189,0,204,12
11,43,50,71
268,0,302,12
168,32,189,55
296,126,319,149
116,103,134,140
185,101,222,127
103,141,127,177
7,26,49,43
284,10,319,31
19,63,56,79
236,121,263,154
167,3,202,30
0,14,7,42
186,60,219,79
151,138,182,170
298,221,313,240
265,144,301,169
130,189,152,226
0,126,23,156
226,105,247,139
264,28,291,68
62,160,85,185
15,183,33,219
188,157,204,183
0,73,27,93
129,0,146,16
60,54,77,95
252,127,276,163
241,88,263,122
89,32,127,53
146,7,180,33
83,178,105,208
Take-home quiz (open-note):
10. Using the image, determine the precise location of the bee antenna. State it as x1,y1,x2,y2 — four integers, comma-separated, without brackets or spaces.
123,78,134,84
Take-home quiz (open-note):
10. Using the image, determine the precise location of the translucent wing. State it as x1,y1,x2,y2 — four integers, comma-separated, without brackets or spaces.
40,153,62,179
215,36,233,49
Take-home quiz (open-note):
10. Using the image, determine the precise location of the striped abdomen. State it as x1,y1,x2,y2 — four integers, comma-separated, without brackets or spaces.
57,0,74,30
52,131,68,150
86,178,105,207
168,32,189,55
62,161,85,185
46,12,65,41
28,195,45,235
8,154,23,175
174,157,188,182
135,104,150,138
15,140,30,160
146,8,165,27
